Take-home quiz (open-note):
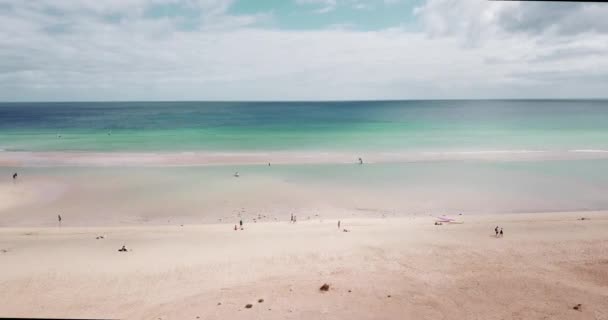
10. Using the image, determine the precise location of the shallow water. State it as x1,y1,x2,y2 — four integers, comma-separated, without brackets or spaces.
2,159,608,226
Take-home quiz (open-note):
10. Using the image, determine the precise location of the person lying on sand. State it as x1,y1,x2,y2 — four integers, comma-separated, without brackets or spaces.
118,245,128,252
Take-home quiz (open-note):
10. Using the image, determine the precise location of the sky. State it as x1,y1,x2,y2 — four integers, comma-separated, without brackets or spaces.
1,0,608,101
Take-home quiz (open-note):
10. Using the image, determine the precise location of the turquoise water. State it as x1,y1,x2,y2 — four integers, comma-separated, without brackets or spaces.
1,100,608,152
2,100,608,221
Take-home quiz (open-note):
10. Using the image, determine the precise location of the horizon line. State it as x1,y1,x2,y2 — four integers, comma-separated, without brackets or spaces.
1,98,608,104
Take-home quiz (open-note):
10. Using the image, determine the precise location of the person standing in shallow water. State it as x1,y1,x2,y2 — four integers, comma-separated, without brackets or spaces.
338,220,341,229
58,214,62,227
495,226,499,237
239,219,243,230
500,228,504,237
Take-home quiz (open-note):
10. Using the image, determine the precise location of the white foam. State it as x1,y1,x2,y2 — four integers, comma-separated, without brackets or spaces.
422,150,546,155
2,148,608,168
569,149,608,153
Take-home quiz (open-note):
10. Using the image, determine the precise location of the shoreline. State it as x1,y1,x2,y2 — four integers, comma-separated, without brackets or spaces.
2,149,608,167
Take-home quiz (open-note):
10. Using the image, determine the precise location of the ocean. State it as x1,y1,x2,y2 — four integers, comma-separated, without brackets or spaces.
1,100,607,153
1,100,608,222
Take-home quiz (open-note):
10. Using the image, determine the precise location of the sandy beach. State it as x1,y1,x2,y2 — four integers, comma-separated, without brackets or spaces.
3,0,608,318
1,212,607,319
2,101,608,319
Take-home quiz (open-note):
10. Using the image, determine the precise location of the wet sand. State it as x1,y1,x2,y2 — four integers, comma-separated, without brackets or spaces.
3,149,608,167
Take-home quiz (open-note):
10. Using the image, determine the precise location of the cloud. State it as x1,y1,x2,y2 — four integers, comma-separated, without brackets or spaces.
0,0,256,35
294,0,399,13
530,45,608,63
295,0,338,13
497,2,608,36
0,0,607,101
414,0,608,41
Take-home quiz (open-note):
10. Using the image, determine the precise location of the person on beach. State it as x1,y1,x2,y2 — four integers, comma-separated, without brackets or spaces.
58,214,62,226
293,215,297,223
234,224,238,231
290,214,294,223
495,226,499,237
239,219,243,229
338,220,341,229
358,157,363,165
500,228,504,237
12,172,17,180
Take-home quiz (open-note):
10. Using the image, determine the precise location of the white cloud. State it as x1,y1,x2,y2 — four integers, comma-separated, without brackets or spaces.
295,0,398,13
296,0,338,13
414,0,608,40
0,0,607,101
408,0,608,98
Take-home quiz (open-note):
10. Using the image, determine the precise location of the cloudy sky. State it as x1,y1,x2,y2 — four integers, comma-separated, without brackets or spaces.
1,0,608,101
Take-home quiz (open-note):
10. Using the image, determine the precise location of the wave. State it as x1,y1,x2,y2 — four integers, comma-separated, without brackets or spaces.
569,149,608,153
421,150,546,155
3,149,608,167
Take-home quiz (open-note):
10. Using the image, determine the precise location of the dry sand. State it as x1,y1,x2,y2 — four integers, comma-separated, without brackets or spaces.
1,212,607,319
